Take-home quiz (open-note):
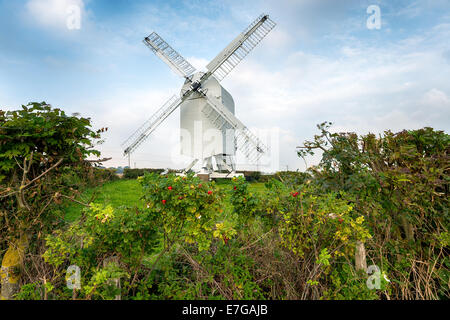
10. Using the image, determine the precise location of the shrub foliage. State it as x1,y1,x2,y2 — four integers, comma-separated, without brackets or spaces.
2,107,447,300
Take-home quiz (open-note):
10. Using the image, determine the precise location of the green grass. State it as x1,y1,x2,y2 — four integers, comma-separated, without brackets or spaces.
64,179,145,222
64,178,267,222
213,178,266,193
248,182,266,194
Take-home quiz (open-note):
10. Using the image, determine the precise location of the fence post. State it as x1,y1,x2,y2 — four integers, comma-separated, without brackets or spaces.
355,240,367,272
1,236,28,300
103,256,121,300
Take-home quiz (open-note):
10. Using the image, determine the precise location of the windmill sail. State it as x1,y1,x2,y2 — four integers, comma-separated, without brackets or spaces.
205,14,276,82
200,91,268,163
122,95,183,156
144,32,196,78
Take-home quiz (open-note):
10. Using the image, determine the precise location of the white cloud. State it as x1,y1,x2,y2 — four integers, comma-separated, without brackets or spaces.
422,88,450,106
26,0,85,29
340,46,362,57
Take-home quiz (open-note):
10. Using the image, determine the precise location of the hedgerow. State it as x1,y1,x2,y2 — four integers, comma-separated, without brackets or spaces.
2,104,447,300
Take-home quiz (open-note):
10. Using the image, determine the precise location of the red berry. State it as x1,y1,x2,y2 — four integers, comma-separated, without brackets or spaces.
162,200,167,204
233,186,237,190
208,191,213,195
338,218,343,223
292,192,299,197
168,186,172,190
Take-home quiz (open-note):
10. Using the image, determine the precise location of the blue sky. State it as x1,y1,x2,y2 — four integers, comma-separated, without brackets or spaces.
1,0,450,171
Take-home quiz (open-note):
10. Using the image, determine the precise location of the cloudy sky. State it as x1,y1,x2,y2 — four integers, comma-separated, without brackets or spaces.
1,0,449,172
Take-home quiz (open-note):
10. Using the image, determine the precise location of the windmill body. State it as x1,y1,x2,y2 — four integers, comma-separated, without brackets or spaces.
180,72,236,171
122,14,276,175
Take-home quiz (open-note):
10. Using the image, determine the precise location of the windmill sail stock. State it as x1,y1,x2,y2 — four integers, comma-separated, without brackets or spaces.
122,95,183,156
204,14,276,82
144,32,196,78
200,90,269,164
123,33,198,157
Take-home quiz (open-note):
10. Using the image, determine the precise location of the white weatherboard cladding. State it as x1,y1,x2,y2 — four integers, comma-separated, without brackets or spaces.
180,73,235,159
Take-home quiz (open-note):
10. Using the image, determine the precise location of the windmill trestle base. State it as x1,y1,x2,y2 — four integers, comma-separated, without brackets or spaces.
175,172,244,181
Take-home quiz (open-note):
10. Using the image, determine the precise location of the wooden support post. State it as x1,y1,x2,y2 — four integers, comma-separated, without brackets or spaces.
103,256,121,300
355,241,367,272
1,236,28,300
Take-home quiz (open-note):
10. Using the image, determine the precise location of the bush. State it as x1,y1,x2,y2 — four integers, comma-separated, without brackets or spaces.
274,171,311,187
38,173,237,299
42,202,160,299
123,168,165,179
298,122,449,299
0,102,104,299
230,176,260,224
91,167,120,184
235,171,276,182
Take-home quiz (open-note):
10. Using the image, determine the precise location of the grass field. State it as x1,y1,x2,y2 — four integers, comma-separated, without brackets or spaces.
65,179,144,222
64,178,267,222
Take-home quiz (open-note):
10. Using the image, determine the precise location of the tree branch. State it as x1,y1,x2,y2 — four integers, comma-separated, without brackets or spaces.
22,158,64,190
0,157,63,199
85,157,112,163
58,194,91,208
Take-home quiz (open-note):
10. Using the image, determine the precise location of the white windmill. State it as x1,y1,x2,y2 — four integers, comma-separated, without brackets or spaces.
122,14,276,178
